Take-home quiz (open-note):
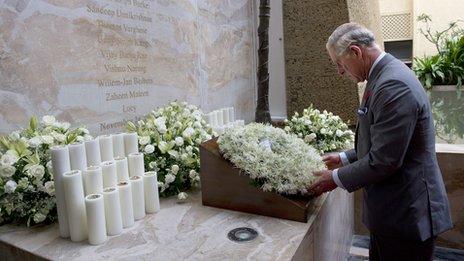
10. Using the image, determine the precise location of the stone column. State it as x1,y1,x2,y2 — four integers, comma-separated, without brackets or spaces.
282,0,383,124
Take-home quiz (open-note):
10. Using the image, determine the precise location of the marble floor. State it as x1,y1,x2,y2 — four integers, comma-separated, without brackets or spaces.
348,235,464,261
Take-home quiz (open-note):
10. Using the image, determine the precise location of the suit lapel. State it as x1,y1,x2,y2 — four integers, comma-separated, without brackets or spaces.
354,53,395,152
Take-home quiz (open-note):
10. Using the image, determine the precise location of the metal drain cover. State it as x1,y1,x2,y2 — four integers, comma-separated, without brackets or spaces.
227,227,258,242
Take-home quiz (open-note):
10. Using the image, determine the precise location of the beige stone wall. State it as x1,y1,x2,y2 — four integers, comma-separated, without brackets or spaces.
412,0,464,57
0,0,256,135
282,0,383,124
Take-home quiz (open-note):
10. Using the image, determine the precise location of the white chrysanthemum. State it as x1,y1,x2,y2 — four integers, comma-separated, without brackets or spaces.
144,144,155,154
42,115,56,126
4,180,18,194
218,123,325,195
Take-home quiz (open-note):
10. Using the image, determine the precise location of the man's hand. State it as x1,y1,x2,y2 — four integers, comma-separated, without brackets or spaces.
308,170,338,197
322,153,342,170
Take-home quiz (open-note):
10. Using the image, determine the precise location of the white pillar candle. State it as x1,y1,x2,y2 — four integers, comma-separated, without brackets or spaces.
130,176,145,220
143,172,160,214
216,110,224,126
101,161,118,188
84,139,101,167
114,157,130,182
68,142,87,172
83,166,103,196
128,152,144,177
228,107,235,122
103,187,123,236
99,135,114,162
222,108,230,124
63,170,87,242
118,181,134,228
205,113,214,126
50,145,71,238
85,194,107,245
211,112,218,127
112,133,125,159
124,132,138,156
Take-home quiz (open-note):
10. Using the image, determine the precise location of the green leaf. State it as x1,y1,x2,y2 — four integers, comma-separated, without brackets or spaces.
29,117,38,132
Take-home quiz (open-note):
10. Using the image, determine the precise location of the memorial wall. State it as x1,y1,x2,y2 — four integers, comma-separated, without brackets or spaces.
0,0,256,135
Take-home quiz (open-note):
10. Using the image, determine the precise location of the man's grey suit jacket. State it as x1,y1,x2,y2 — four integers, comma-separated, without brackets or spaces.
337,54,453,241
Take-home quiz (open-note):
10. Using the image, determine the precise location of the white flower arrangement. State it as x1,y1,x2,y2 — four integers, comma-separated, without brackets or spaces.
217,123,325,195
0,116,91,226
127,101,214,198
284,105,354,153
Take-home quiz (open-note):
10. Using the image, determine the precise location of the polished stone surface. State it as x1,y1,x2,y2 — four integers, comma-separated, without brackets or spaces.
0,189,353,260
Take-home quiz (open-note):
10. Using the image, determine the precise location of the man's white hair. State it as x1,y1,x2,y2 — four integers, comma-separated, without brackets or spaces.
326,23,376,57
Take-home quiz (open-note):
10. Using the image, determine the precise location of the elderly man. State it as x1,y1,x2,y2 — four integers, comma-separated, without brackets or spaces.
309,23,452,260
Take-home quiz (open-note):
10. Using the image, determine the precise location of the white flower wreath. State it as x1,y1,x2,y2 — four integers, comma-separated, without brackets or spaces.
217,123,325,195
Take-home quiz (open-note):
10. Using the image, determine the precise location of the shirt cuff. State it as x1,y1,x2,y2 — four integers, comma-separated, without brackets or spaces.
332,168,346,190
339,152,349,166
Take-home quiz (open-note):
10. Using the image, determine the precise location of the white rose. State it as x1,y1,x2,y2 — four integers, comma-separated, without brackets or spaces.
165,174,175,184
1,153,19,166
327,130,333,136
44,181,55,195
18,177,29,189
171,164,179,174
52,132,66,142
330,144,337,150
1,165,16,178
42,115,56,126
27,164,45,179
4,180,18,193
304,134,316,143
41,135,54,145
189,170,197,179
186,146,193,153
284,126,291,132
336,129,344,137
56,122,70,130
76,136,84,142
144,144,155,154
193,121,201,128
297,133,303,138
182,127,195,139
320,128,327,135
158,123,167,134
139,136,150,145
177,192,188,201
175,137,184,146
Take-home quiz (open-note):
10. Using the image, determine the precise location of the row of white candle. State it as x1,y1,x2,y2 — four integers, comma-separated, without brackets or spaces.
212,120,246,135
50,134,161,245
204,107,235,128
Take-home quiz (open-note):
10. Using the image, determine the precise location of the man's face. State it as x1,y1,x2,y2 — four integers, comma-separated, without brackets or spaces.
327,46,365,83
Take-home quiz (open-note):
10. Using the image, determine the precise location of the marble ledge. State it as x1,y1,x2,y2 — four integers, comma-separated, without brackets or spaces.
0,190,337,261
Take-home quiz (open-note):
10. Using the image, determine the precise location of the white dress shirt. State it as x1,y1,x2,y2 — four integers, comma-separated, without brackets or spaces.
332,51,386,190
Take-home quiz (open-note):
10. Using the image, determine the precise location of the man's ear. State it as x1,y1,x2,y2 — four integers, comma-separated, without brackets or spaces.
349,45,362,59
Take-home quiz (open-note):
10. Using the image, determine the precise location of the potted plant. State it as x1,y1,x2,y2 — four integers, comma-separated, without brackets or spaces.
413,14,464,143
